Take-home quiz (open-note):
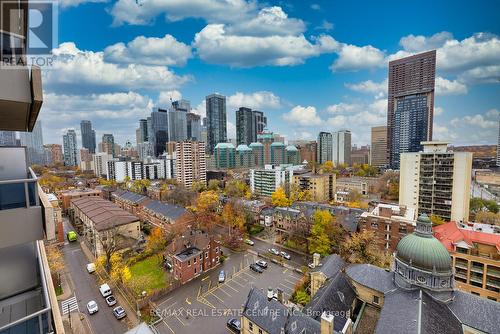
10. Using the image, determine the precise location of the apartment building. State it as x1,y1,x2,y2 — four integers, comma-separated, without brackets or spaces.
359,203,416,252
434,221,500,301
250,165,295,197
70,196,141,257
292,171,336,202
273,207,312,244
371,126,387,167
165,231,222,284
175,141,207,189
399,141,472,222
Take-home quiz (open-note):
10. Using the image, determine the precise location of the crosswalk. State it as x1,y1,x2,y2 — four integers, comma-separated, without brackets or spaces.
61,296,79,315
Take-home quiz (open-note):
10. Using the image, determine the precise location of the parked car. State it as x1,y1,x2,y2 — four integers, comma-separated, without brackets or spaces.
105,295,117,306
99,283,112,298
256,260,268,269
86,301,98,315
86,263,95,274
226,318,241,333
244,239,254,246
280,251,291,260
218,270,225,283
250,263,263,273
67,231,77,242
268,248,279,255
113,306,127,320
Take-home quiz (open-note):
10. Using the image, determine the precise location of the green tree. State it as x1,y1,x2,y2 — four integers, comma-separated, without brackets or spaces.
475,211,500,226
207,179,221,191
225,180,251,198
308,210,334,256
192,181,207,193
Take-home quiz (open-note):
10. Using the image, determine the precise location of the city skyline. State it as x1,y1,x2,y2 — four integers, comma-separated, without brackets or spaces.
38,0,499,148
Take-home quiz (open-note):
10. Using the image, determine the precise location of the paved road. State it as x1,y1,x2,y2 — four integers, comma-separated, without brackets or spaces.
249,237,309,268
154,248,302,334
62,219,127,334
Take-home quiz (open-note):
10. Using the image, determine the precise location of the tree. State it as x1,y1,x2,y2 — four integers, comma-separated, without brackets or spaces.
225,180,251,198
289,184,312,203
271,187,291,207
164,186,196,206
99,222,124,273
475,211,500,226
195,190,220,230
308,210,335,256
130,179,151,194
46,245,65,289
430,214,445,226
222,202,245,234
146,227,167,254
470,198,499,214
208,179,221,191
320,161,335,174
342,230,388,267
192,181,207,193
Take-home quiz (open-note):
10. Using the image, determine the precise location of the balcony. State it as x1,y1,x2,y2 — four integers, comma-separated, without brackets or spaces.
0,147,44,249
0,241,55,333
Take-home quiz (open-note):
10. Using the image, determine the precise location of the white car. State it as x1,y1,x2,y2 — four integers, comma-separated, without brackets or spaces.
87,300,98,314
86,263,95,274
218,270,225,283
280,251,291,260
99,284,112,297
244,239,255,246
268,248,279,255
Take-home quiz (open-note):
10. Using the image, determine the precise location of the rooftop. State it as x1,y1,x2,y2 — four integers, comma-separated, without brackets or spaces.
434,221,500,252
113,189,149,204
143,200,189,221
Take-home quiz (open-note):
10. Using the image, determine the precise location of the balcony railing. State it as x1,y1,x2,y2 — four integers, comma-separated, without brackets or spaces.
0,167,39,210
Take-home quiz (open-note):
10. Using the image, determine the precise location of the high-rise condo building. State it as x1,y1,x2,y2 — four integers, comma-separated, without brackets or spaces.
236,107,267,146
497,119,500,167
172,99,191,112
399,141,472,222
138,118,148,144
333,130,351,166
19,121,44,165
187,112,202,141
80,120,96,153
206,94,227,153
388,50,436,169
168,109,187,142
214,143,236,169
257,129,275,165
92,152,114,178
0,131,17,146
63,129,78,166
371,126,388,167
150,109,169,156
175,141,207,189
101,133,115,156
317,132,332,164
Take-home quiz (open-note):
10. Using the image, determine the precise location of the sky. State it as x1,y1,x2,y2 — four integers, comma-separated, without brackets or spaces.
39,0,500,148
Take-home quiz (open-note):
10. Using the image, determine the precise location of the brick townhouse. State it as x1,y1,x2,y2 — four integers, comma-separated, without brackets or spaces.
112,189,149,215
139,199,194,232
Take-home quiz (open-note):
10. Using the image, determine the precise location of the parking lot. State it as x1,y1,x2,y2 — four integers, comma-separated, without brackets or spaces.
154,251,303,334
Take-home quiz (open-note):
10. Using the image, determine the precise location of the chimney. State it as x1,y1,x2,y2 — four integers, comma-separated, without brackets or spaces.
321,312,334,334
313,253,321,267
276,288,284,304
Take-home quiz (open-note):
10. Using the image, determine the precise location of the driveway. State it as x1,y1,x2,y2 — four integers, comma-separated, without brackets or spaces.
61,219,127,334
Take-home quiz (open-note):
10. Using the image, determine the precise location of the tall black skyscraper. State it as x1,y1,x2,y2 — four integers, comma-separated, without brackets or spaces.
80,120,96,153
236,107,267,146
187,112,201,140
206,94,227,153
150,109,169,156
387,50,436,169
138,119,148,143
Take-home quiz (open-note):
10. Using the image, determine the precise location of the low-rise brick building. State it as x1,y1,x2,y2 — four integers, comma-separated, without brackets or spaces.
59,188,101,212
359,203,416,252
112,189,149,215
139,200,194,232
165,231,222,284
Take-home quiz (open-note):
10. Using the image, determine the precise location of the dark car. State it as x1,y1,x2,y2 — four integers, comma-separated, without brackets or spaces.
250,263,263,273
105,295,116,306
226,318,241,333
113,306,126,320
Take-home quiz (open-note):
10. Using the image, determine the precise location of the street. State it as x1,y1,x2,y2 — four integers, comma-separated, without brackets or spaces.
153,248,303,334
61,219,127,334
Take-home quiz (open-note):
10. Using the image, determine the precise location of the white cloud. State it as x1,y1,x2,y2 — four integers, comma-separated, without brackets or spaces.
46,42,191,93
399,31,453,52
433,123,457,141
103,34,192,66
326,102,362,114
434,107,444,116
435,77,468,95
447,109,499,145
59,0,107,8
451,114,497,129
227,91,281,110
330,44,385,71
40,91,154,144
315,20,334,31
227,6,306,37
110,0,256,26
227,121,237,139
486,108,499,118
345,79,387,98
193,24,338,67
158,90,183,107
283,106,322,126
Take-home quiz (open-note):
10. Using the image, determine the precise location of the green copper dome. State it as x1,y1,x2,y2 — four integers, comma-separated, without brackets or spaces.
395,214,452,273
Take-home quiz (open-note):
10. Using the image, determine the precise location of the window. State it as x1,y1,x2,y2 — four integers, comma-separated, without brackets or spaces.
259,329,263,334
216,256,220,263
194,267,197,274
215,247,219,253
249,322,254,332
205,252,208,259
417,276,426,283
194,257,197,264
373,295,379,304
188,260,191,267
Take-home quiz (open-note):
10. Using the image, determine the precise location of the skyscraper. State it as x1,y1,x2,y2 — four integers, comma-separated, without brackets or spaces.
333,130,351,166
206,94,227,153
138,118,148,143
168,109,187,142
236,107,267,146
387,50,436,169
101,133,115,156
317,132,332,164
175,141,206,189
80,120,96,153
371,126,388,167
63,129,78,166
497,119,500,167
187,112,201,140
150,109,169,156
19,121,44,165
0,131,17,146
172,99,191,112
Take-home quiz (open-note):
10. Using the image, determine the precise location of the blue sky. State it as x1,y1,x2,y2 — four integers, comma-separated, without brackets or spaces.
40,0,500,147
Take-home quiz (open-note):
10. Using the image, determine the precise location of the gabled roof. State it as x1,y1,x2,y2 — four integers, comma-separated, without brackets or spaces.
242,288,288,334
113,190,148,204
345,264,395,294
143,200,189,221
434,221,500,252
311,254,346,279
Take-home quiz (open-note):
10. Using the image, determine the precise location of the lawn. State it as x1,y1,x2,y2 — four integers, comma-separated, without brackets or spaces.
129,255,168,294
